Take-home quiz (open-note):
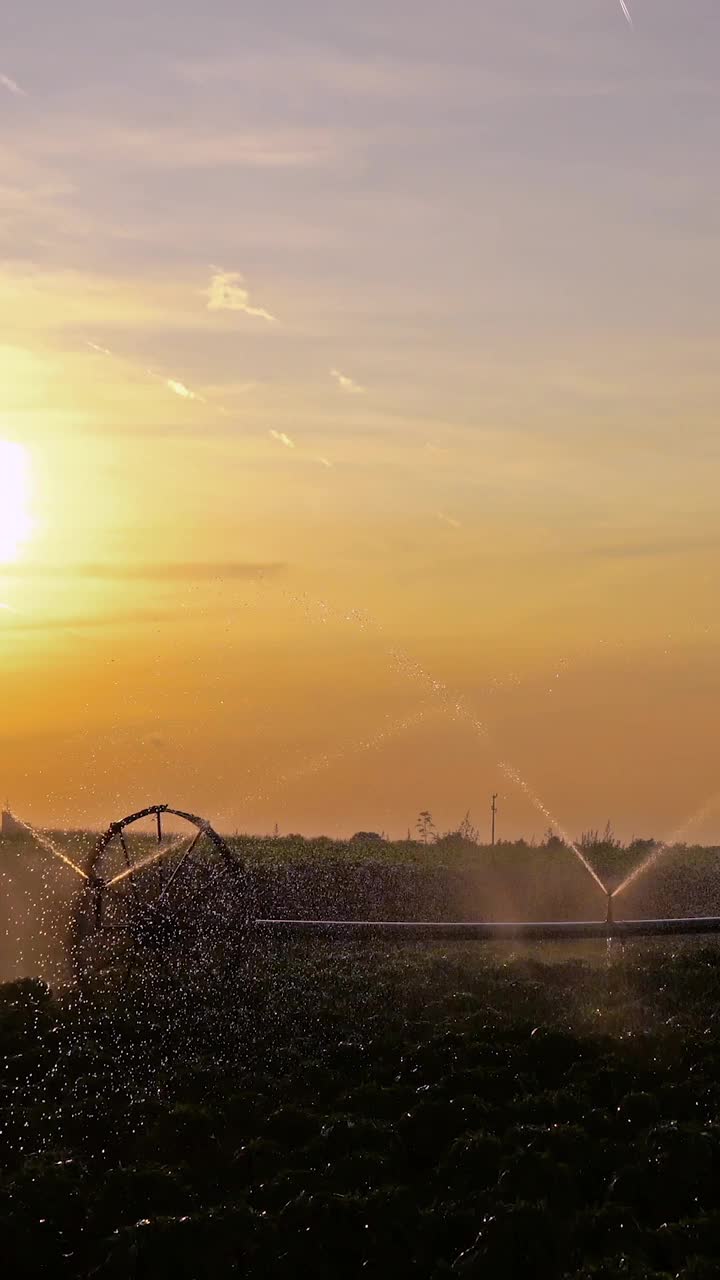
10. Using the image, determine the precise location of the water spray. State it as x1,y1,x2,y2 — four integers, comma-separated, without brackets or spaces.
106,834,193,886
606,891,614,928
7,811,88,880
269,586,608,902
613,788,720,901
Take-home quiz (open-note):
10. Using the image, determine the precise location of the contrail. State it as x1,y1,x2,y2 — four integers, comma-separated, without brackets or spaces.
618,0,633,27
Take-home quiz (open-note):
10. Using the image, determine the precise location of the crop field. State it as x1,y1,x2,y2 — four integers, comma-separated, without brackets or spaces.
5,939,720,1278
4,830,720,1278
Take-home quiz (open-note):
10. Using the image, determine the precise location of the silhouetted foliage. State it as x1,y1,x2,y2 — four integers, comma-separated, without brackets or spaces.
416,811,437,844
3,939,720,1276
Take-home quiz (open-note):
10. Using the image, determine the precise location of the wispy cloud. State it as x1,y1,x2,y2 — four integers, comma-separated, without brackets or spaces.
25,122,341,171
269,429,295,449
437,511,461,530
205,268,276,322
5,608,187,634
2,561,286,582
166,377,199,400
330,368,365,395
86,338,211,408
585,534,720,561
317,456,334,469
0,72,26,97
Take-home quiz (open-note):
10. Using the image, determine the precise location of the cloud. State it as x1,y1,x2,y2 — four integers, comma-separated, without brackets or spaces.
2,561,286,582
0,72,26,97
22,121,341,171
4,608,188,633
330,368,365,395
204,269,276,322
269,429,295,449
166,377,198,400
86,337,212,407
437,511,461,530
585,534,720,561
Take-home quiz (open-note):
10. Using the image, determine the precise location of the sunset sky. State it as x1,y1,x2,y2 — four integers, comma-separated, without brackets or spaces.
1,0,719,841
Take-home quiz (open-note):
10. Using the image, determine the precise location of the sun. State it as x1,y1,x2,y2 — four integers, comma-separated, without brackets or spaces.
0,440,33,563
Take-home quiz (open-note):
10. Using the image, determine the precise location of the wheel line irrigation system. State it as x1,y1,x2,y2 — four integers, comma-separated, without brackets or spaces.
8,802,720,950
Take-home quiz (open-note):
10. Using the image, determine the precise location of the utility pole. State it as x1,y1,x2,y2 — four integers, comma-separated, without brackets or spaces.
491,793,498,846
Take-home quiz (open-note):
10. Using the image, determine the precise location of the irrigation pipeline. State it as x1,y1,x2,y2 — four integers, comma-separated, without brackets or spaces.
255,916,720,941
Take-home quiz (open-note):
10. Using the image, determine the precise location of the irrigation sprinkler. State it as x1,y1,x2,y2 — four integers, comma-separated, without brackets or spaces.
68,803,244,980
44,798,720,982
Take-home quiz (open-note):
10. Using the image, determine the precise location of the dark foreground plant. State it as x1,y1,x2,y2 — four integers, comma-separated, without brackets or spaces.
3,941,720,1277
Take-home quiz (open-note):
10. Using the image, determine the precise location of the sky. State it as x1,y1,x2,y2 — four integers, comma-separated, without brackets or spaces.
1,0,719,841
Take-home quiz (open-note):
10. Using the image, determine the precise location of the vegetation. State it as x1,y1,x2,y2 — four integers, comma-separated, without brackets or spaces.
4,824,720,1274
4,937,720,1277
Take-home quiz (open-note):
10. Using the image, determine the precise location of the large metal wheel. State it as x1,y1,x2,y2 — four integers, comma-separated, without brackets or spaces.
69,805,245,981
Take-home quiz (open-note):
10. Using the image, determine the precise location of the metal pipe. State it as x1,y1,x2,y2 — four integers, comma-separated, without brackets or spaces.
255,916,720,941
86,875,106,928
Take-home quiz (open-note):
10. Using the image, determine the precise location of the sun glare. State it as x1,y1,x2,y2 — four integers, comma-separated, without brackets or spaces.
0,440,33,563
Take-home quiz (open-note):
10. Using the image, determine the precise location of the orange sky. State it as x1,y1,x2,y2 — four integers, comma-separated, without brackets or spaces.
1,1,720,840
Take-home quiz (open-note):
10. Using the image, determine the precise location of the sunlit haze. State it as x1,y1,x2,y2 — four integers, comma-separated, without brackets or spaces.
1,0,718,840
0,441,33,565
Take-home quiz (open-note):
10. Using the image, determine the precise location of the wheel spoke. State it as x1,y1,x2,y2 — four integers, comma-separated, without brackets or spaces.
119,831,141,902
159,829,203,901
